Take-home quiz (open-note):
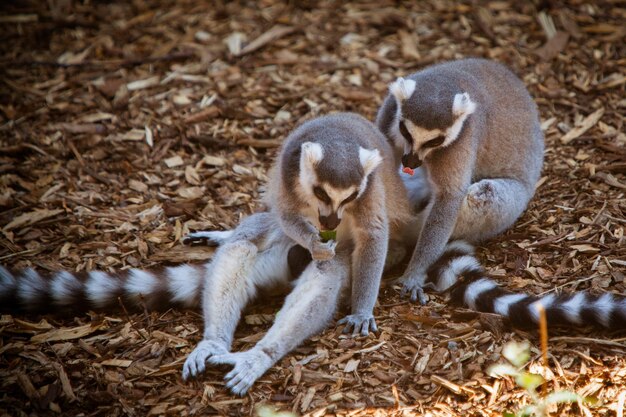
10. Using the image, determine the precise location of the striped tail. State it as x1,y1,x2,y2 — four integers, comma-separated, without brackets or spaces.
426,241,626,330
0,263,206,314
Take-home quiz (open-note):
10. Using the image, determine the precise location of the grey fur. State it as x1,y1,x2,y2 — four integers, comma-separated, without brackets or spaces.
183,212,353,395
264,112,412,334
185,113,414,395
376,59,544,303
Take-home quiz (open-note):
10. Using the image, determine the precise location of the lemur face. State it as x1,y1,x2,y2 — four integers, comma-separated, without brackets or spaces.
389,77,476,169
298,142,382,231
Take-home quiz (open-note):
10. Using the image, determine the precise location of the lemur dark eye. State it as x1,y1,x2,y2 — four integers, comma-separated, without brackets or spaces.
313,186,330,203
422,135,446,149
341,191,359,206
398,120,413,145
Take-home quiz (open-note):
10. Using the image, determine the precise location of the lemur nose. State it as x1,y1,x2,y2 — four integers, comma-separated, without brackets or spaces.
402,153,422,169
319,212,340,230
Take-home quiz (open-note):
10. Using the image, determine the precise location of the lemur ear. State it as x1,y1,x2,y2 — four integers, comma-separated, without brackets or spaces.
453,92,476,117
359,147,383,176
389,77,417,103
300,142,324,168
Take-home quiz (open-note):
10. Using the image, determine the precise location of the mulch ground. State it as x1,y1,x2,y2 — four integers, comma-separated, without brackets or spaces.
1,1,625,416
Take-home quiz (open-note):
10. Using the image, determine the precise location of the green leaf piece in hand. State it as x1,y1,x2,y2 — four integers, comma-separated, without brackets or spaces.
319,230,337,242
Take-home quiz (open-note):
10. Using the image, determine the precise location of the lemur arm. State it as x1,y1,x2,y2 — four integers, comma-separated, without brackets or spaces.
279,210,336,261
406,189,465,276
400,141,475,302
339,206,389,336
278,212,319,249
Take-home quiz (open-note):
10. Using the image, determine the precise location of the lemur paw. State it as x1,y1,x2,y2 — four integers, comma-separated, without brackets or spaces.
398,274,429,305
338,313,378,336
182,340,229,380
209,349,273,396
311,239,337,261
182,230,233,246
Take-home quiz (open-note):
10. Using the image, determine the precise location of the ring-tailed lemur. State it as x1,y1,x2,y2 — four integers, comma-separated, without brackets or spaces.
183,113,416,394
260,112,413,335
376,58,545,304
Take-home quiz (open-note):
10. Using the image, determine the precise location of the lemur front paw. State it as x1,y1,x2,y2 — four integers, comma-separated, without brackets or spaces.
338,313,378,336
209,349,273,396
182,340,229,380
398,274,429,305
182,230,232,246
310,239,337,261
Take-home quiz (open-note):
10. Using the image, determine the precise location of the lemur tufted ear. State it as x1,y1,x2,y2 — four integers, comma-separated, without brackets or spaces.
300,142,324,168
359,147,383,176
389,77,417,103
299,142,324,192
453,92,477,117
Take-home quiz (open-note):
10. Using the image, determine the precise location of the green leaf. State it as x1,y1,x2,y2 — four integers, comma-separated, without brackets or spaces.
488,363,519,378
503,340,531,367
515,372,544,392
544,391,580,404
503,412,516,417
319,230,337,242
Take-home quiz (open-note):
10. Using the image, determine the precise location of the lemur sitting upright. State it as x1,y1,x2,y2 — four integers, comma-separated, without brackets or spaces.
376,58,545,304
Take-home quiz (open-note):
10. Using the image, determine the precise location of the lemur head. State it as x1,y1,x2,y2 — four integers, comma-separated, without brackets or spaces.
388,77,476,169
298,141,382,231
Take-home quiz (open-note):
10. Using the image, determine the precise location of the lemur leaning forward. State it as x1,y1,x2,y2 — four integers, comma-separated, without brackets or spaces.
183,112,413,394
376,58,545,305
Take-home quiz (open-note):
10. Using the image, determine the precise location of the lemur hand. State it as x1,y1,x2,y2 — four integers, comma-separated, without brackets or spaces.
338,313,378,337
182,340,229,380
310,239,336,261
397,272,429,305
208,348,273,396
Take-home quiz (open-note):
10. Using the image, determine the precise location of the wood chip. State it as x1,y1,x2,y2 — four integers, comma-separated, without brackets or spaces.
236,25,296,57
31,323,104,343
3,209,63,231
164,155,184,168
101,359,133,367
560,108,605,144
